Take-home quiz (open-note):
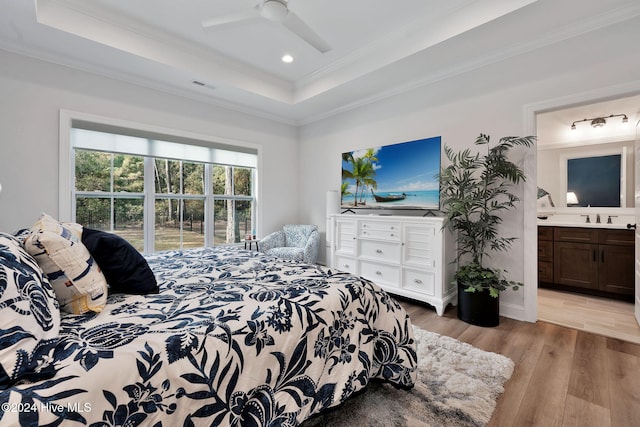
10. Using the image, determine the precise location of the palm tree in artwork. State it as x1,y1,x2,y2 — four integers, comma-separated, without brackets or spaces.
358,149,379,204
348,156,377,207
340,181,352,204
342,149,379,206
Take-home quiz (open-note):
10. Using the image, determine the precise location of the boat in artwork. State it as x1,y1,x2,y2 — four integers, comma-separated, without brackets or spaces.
370,189,406,202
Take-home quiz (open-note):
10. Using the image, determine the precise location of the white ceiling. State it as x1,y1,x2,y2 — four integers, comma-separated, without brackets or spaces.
0,0,639,124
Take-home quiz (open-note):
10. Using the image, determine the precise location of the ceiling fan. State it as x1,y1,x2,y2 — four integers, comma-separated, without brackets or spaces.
202,0,331,53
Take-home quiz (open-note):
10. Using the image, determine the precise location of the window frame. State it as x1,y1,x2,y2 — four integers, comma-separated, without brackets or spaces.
59,110,261,253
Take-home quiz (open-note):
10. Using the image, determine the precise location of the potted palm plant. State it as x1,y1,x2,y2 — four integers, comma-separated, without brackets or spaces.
439,134,535,326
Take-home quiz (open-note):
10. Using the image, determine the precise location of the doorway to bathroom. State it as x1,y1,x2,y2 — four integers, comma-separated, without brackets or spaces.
533,91,640,343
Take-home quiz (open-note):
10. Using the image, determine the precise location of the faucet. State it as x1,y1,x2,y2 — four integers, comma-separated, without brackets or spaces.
596,214,601,224
581,214,590,224
607,215,617,224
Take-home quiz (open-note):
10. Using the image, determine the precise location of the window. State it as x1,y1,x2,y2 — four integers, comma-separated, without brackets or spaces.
67,118,258,253
154,159,206,250
75,151,146,250
212,166,254,245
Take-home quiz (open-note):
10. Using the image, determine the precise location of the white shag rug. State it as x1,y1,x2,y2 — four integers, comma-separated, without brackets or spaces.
304,326,515,427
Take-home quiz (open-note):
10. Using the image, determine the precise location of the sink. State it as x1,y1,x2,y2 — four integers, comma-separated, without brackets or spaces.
537,214,635,229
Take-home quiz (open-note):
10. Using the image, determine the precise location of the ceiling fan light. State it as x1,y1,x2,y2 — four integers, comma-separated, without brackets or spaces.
262,0,288,22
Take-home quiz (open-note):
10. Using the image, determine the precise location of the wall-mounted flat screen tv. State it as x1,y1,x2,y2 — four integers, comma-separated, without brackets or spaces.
341,136,441,210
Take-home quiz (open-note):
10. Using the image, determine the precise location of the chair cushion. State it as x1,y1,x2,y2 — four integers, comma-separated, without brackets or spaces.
81,228,158,295
265,247,305,262
283,224,317,248
23,214,108,314
0,232,60,388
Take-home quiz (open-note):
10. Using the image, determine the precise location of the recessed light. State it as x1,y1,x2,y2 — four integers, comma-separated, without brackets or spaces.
282,54,294,63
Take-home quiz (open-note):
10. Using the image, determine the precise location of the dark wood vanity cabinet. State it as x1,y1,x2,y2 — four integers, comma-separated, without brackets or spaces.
537,227,554,284
539,226,634,299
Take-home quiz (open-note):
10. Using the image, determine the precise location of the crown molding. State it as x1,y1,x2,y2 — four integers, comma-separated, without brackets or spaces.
0,43,298,126
301,3,640,125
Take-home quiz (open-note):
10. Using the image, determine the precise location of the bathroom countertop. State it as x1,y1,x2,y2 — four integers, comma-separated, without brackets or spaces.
536,219,633,230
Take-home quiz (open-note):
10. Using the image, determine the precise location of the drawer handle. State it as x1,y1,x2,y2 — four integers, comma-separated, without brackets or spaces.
390,233,395,237
376,249,383,254
363,231,367,235
375,271,382,275
343,264,350,268
413,279,422,284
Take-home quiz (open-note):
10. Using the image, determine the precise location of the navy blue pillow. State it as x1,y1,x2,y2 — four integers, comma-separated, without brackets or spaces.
81,228,158,295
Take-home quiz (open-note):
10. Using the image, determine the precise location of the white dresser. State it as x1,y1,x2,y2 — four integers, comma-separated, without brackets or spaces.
329,214,455,316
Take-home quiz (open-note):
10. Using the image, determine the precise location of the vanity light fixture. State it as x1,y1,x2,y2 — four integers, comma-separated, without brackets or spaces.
570,113,628,130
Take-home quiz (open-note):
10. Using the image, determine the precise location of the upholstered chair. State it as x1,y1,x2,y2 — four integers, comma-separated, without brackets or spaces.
259,224,320,264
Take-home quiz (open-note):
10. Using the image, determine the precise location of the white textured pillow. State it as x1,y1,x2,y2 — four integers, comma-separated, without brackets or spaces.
24,214,108,314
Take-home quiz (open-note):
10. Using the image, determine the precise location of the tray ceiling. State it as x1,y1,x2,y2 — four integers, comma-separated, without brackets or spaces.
0,0,639,124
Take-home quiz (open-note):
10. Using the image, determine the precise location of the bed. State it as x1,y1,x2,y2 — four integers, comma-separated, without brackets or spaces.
1,230,417,426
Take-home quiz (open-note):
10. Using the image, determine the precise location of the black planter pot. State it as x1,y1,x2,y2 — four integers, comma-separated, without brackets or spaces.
457,282,500,327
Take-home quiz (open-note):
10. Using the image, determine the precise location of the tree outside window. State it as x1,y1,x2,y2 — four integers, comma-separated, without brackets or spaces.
74,148,255,252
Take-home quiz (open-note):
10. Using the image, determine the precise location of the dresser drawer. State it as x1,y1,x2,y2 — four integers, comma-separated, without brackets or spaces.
402,268,435,296
360,260,400,287
334,256,357,275
359,221,401,241
359,240,401,262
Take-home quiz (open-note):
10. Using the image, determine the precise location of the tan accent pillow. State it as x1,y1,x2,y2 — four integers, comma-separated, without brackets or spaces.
24,214,108,314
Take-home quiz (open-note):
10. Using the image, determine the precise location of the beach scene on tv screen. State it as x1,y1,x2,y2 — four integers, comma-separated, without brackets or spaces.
341,136,441,210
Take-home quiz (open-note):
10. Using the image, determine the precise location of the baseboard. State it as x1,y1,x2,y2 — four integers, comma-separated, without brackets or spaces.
500,301,529,322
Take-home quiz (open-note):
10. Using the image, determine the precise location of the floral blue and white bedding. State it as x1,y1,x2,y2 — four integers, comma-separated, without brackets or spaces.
1,246,417,426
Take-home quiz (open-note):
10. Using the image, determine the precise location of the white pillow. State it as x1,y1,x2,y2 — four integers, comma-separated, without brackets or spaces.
24,214,108,314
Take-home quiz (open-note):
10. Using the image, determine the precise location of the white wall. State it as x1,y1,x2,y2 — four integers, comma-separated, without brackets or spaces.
298,17,640,320
0,50,299,236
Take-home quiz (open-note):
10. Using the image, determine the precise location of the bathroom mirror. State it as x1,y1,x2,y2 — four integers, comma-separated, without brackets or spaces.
537,141,634,208
566,153,623,207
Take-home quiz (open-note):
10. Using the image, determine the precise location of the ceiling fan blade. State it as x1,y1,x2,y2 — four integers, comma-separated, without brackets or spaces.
202,8,261,29
282,11,331,53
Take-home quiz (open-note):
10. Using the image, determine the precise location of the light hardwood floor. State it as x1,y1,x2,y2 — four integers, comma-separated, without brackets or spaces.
538,288,640,345
400,299,640,427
